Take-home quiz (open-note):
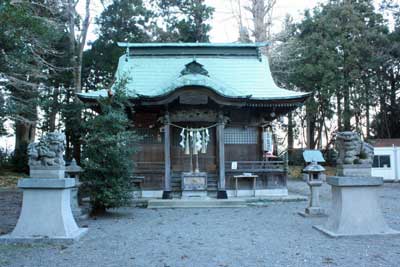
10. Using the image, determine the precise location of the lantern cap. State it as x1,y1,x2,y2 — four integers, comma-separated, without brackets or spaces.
66,158,83,173
303,161,325,172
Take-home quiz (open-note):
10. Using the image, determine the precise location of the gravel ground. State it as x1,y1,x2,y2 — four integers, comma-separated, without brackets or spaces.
0,190,21,236
0,181,400,267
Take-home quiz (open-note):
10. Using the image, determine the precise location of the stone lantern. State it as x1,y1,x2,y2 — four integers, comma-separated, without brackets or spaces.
66,159,86,219
299,161,326,217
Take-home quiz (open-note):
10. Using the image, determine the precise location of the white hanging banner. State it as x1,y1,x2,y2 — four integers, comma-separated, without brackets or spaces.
263,130,273,153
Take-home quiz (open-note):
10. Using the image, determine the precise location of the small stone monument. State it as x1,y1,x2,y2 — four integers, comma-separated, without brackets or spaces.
0,132,88,244
298,161,327,217
314,131,399,237
181,172,208,198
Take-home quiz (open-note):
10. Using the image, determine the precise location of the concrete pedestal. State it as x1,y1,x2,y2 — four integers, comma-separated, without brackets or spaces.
314,176,400,237
0,178,87,244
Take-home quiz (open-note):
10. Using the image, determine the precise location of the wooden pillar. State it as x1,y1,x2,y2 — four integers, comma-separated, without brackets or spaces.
162,113,172,199
217,113,228,199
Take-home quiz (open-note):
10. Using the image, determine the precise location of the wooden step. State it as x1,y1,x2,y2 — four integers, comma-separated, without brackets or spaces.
147,198,247,208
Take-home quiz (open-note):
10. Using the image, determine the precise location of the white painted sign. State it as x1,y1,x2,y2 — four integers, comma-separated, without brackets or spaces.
231,161,237,170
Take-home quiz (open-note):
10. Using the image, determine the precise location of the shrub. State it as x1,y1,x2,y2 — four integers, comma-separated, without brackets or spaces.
81,84,138,215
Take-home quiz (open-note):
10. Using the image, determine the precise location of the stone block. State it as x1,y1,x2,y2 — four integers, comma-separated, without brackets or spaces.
30,166,65,179
327,176,382,186
336,164,371,177
18,178,75,188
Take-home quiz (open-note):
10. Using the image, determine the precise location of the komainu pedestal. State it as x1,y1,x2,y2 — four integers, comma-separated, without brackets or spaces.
313,176,400,237
0,132,88,244
0,178,87,244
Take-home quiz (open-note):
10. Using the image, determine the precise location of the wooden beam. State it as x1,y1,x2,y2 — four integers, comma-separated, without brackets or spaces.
217,112,227,199
162,113,172,199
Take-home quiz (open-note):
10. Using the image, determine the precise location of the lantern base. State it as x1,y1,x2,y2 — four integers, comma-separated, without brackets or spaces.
298,207,327,217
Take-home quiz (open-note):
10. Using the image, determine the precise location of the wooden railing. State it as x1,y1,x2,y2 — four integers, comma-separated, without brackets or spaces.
225,161,286,173
133,158,288,174
133,162,164,173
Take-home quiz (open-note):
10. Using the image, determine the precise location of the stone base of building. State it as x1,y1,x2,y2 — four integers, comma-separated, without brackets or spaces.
2,178,88,244
217,190,228,199
181,190,208,199
226,188,288,197
162,191,172,199
141,188,288,198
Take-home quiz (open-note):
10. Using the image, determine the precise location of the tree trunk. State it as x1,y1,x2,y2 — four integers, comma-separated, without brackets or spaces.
287,111,294,160
48,87,59,132
306,105,316,149
365,81,370,139
379,92,390,138
14,121,36,173
246,0,276,53
343,84,351,131
337,92,342,132
66,0,91,165
90,204,107,217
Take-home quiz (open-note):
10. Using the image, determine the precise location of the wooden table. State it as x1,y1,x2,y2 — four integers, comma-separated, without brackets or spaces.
233,174,259,197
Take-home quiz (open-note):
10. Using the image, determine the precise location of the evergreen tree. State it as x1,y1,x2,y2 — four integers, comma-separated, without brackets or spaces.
271,0,389,148
153,0,214,42
82,0,214,90
81,81,138,215
0,0,64,171
82,0,153,90
372,0,400,138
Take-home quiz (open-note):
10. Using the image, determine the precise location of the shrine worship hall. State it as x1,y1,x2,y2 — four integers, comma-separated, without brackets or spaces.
78,43,310,199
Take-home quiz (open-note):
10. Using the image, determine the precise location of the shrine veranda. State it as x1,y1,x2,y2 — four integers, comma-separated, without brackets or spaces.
78,43,311,199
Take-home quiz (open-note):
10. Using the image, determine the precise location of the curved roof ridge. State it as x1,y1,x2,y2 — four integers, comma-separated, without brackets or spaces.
117,42,269,48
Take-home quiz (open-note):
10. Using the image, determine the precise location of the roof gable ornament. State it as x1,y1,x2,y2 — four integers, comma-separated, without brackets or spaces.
180,60,209,76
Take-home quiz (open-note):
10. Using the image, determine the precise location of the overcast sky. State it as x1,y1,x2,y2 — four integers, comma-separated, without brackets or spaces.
206,0,325,42
83,0,327,45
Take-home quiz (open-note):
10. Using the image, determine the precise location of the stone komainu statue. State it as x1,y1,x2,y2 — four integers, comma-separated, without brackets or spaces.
335,131,374,165
27,132,66,167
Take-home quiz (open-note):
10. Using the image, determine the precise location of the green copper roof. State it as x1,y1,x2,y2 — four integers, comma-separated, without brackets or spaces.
79,43,310,102
117,42,269,48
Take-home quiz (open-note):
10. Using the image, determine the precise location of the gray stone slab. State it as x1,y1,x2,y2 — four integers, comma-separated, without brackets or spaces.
327,176,383,186
18,178,76,189
0,228,88,245
313,224,399,238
